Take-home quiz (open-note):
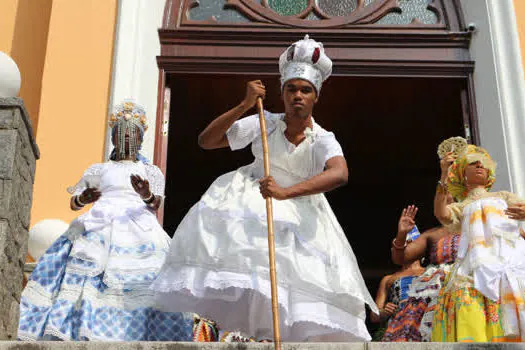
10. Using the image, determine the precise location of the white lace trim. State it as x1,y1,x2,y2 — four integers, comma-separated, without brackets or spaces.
154,269,370,341
154,260,371,313
23,278,158,310
144,163,165,197
19,325,131,341
152,265,367,320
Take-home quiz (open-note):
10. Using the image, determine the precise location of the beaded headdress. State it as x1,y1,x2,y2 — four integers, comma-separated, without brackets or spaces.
447,144,496,200
279,35,332,95
108,100,148,161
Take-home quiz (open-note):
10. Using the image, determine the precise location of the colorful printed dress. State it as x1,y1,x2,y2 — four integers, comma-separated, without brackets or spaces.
432,188,525,342
151,111,378,342
18,161,194,341
382,232,459,342
373,275,415,341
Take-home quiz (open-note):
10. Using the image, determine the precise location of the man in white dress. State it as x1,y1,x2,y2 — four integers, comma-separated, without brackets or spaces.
152,35,378,342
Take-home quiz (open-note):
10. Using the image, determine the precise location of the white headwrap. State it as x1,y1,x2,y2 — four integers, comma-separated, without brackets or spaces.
279,35,333,95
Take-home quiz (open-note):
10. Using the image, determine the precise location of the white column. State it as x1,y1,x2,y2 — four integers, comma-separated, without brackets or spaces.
461,0,525,195
106,0,166,161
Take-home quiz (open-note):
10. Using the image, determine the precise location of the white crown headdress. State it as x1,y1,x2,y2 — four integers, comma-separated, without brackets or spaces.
109,100,148,132
279,35,333,95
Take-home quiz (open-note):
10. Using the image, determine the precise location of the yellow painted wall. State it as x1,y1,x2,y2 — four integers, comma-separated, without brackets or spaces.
30,0,118,225
515,0,525,79
0,0,18,54
10,0,53,133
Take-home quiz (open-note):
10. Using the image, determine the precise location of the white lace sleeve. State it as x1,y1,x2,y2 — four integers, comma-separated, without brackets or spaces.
69,163,104,196
314,132,344,168
145,164,166,197
226,111,280,150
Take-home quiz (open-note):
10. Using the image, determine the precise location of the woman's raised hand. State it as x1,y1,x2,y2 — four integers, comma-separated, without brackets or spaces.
440,152,456,179
130,174,151,199
398,205,418,235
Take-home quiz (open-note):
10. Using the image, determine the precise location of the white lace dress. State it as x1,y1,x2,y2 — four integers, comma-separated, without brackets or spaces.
18,161,194,341
151,112,378,342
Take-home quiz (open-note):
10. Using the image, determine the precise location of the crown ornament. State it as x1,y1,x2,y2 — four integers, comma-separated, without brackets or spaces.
109,100,148,132
279,34,332,95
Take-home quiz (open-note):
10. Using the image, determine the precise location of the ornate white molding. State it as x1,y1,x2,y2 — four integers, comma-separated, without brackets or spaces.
461,0,525,195
105,0,165,162
486,0,525,196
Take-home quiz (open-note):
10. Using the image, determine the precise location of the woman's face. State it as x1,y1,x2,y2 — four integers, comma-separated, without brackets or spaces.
112,125,142,155
464,161,489,186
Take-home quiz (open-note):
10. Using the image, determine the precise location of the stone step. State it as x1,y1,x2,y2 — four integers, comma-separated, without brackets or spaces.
0,343,523,350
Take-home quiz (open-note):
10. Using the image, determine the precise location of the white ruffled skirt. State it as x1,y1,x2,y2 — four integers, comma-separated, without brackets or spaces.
151,165,377,341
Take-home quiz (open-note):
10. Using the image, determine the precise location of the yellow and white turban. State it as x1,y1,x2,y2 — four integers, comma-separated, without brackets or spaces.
447,144,496,200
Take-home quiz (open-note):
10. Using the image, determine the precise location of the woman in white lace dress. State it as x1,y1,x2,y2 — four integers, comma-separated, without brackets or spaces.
18,101,194,341
152,36,377,342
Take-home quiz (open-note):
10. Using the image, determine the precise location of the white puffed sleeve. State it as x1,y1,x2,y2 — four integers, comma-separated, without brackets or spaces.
226,111,281,150
69,163,104,196
313,132,344,169
144,164,166,197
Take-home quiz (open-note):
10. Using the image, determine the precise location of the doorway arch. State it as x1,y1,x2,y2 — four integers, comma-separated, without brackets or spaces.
154,1,475,329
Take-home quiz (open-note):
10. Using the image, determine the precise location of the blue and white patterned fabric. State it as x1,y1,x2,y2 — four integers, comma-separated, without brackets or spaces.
406,225,421,243
18,161,194,341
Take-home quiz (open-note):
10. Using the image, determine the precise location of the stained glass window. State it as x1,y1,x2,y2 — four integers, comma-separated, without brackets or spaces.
377,0,438,25
268,0,308,16
188,0,250,22
188,0,438,25
316,0,357,17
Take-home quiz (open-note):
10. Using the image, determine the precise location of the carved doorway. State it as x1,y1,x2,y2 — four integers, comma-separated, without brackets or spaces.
155,0,475,328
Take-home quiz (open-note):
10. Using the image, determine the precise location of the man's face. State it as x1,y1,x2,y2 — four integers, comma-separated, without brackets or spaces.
282,79,318,119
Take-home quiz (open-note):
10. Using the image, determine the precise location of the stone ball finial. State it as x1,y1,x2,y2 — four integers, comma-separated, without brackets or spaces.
28,219,69,261
0,51,21,97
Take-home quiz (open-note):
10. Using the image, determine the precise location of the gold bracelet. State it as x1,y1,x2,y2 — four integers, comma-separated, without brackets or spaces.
392,238,407,250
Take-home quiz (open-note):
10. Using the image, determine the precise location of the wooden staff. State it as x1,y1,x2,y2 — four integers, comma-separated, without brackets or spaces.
256,97,282,350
